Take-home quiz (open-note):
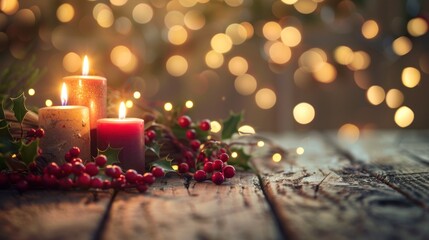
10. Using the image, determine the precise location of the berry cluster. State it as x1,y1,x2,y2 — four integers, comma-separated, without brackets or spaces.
0,146,165,193
24,128,45,143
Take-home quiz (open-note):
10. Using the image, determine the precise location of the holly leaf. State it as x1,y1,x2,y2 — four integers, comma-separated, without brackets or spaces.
221,112,243,140
10,93,28,124
145,141,162,158
228,148,252,171
98,145,122,165
0,124,12,141
150,156,175,172
19,139,38,165
5,155,27,171
0,99,5,120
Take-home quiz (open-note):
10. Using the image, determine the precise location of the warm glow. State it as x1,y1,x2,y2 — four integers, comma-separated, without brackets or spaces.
255,88,277,109
133,91,141,99
402,67,420,88
164,102,173,111
272,153,282,162
394,106,414,128
385,89,404,109
132,3,153,24
296,147,304,155
238,125,255,135
110,45,138,73
263,21,282,41
57,3,75,23
211,34,233,53
205,50,224,69
226,23,247,45
210,121,222,133
168,25,188,45
257,141,265,147
228,56,248,76
338,123,360,143
407,17,428,37
299,48,326,72
361,20,379,39
334,46,354,65
45,99,53,107
234,74,257,96
61,82,67,106
0,0,19,15
185,100,194,108
269,42,292,64
231,152,238,158
28,88,35,96
119,102,126,119
166,55,188,77
280,26,301,47
63,52,81,73
125,100,133,108
172,165,179,171
392,36,412,56
184,10,205,30
348,51,370,71
366,85,385,105
281,0,298,5
225,0,243,7
110,0,128,6
82,55,89,76
294,0,318,14
293,102,315,124
313,62,336,83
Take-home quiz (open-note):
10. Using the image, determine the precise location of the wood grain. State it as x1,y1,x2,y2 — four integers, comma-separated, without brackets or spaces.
255,132,429,240
102,172,281,240
0,190,112,240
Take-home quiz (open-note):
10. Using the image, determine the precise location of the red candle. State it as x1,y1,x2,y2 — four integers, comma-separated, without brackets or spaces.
63,56,107,156
97,102,145,173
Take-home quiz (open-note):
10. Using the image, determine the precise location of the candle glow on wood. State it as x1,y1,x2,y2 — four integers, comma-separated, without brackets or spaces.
119,101,126,119
61,82,68,106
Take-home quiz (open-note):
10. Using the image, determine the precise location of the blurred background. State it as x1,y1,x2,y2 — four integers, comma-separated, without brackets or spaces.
0,0,428,135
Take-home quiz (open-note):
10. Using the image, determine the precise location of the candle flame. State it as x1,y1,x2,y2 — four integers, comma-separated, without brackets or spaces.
61,82,68,106
82,55,89,76
119,101,126,119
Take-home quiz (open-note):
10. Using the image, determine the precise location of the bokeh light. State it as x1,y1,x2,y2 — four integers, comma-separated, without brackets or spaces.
226,23,247,45
294,0,318,14
63,52,81,73
272,153,282,162
268,41,291,64
338,123,360,143
185,100,194,108
401,67,420,88
280,26,301,47
407,17,428,37
45,99,53,107
133,91,141,99
361,20,379,39
234,74,257,96
28,88,35,96
110,45,137,73
228,56,248,76
263,21,281,41
164,102,173,111
293,102,315,124
125,100,133,108
168,25,188,45
366,85,385,105
334,46,354,65
0,0,19,15
392,36,412,56
166,55,188,77
184,10,205,30
296,147,304,155
313,62,336,83
394,106,414,128
132,3,153,24
210,121,222,133
238,125,255,135
56,3,75,23
205,50,224,69
211,33,233,53
385,89,404,109
255,88,276,109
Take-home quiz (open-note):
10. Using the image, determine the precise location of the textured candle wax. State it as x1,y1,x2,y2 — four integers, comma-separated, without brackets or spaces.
39,106,91,163
97,118,145,173
63,76,107,156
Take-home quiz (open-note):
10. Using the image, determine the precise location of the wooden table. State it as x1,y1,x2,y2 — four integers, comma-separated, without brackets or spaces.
0,131,428,240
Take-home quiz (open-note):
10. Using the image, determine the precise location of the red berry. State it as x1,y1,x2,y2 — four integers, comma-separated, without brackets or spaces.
112,175,126,189
72,162,85,175
178,163,189,173
26,128,36,138
112,165,123,178
203,162,214,173
178,115,191,128
125,169,139,183
59,178,73,189
102,180,111,189
199,119,210,131
85,162,99,176
25,174,38,185
186,129,196,140
219,148,227,154
151,167,165,178
69,147,81,158
42,174,58,188
94,154,107,167
136,183,148,193
190,140,201,151
143,173,155,185
219,153,229,162
77,173,91,188
90,177,104,189
213,159,223,171
223,165,236,178
28,161,38,173
211,172,225,185
46,162,61,176
61,163,73,176
64,152,72,162
105,165,115,178
197,152,206,162
0,173,9,187
71,158,83,164
144,135,150,144
183,151,194,161
15,180,29,192
35,128,45,138
146,130,156,141
9,173,22,184
194,170,207,182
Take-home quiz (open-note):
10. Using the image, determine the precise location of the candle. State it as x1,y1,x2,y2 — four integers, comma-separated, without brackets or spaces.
97,102,145,173
63,55,107,156
39,83,91,164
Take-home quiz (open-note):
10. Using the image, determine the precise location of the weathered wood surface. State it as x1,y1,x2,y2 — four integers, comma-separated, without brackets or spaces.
0,190,112,240
103,172,280,240
255,132,429,240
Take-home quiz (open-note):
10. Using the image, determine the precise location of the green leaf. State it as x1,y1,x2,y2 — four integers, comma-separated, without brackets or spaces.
98,145,122,165
19,139,38,165
145,141,162,158
150,156,175,173
221,112,243,140
0,124,12,141
228,148,252,171
0,99,5,119
10,93,28,123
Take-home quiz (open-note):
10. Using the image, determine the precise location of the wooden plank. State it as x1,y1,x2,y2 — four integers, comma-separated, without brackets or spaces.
103,172,281,240
254,132,429,240
0,190,112,240
331,130,429,207
397,130,429,165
